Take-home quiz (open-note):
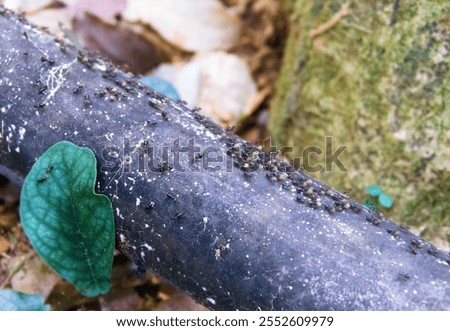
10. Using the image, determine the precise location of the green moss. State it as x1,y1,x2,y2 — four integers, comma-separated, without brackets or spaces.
404,180,450,248
282,0,297,12
270,0,450,245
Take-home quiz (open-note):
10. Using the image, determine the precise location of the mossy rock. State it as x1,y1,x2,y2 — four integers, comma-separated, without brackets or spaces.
270,0,450,245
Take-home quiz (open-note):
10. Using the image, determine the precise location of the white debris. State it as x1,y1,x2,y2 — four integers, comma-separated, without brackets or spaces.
153,52,257,125
123,0,239,52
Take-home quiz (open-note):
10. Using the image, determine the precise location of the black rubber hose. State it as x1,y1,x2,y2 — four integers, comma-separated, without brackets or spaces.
0,7,449,310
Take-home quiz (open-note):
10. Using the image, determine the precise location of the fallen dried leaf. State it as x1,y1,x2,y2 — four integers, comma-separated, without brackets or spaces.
9,254,60,297
65,0,126,24
73,12,181,73
0,236,9,255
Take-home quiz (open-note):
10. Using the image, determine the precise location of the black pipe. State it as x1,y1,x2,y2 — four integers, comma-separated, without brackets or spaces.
0,7,449,310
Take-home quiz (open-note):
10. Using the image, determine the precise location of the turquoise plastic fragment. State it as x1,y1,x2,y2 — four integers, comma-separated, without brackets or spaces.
0,290,50,311
140,76,180,100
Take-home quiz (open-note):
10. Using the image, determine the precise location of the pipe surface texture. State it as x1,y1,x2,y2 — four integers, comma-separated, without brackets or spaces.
0,7,449,310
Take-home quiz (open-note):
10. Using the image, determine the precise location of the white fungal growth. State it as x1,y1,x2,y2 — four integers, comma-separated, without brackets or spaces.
94,63,107,71
206,297,216,305
141,243,154,251
116,208,124,219
18,127,26,140
43,59,77,102
119,234,127,243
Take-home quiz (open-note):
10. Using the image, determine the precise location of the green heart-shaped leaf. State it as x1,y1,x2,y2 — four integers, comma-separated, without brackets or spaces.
20,141,114,297
367,184,382,197
0,290,50,311
379,192,394,208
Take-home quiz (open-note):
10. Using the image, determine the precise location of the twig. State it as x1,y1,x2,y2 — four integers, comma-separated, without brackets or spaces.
0,251,35,288
310,2,350,38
